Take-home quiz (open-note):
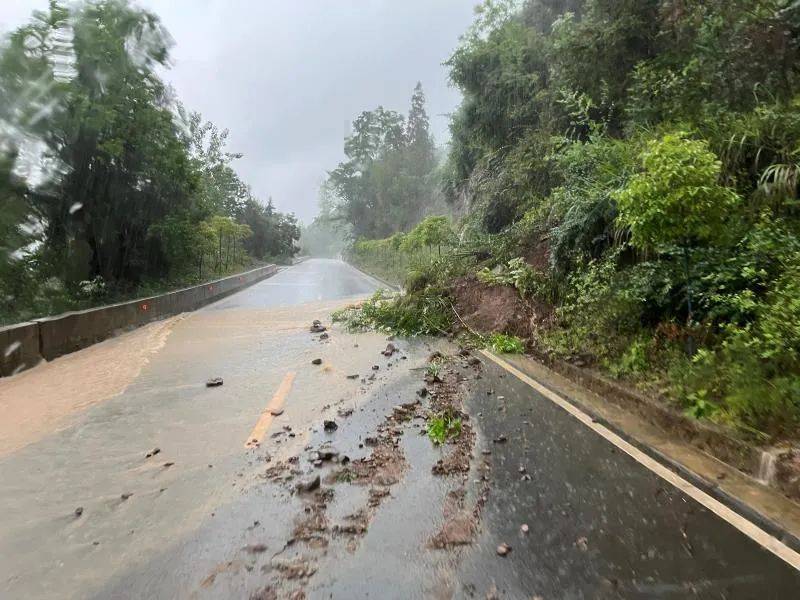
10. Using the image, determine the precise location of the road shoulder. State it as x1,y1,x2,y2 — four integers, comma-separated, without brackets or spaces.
485,350,800,557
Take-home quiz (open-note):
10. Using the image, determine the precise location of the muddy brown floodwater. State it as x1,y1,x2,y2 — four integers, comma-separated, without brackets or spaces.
0,316,181,456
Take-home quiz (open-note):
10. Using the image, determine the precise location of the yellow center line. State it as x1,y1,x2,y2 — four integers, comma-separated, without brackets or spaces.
245,371,296,449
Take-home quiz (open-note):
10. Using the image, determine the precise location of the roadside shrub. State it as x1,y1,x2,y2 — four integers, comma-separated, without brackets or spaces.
549,135,639,273
616,133,740,252
606,336,651,379
332,289,452,337
477,257,552,300
487,333,525,354
676,260,800,437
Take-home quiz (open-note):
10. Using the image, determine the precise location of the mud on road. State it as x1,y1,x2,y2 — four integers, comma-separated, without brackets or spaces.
221,329,489,600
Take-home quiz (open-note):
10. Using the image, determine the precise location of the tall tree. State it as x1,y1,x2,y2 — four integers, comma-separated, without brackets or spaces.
328,84,440,239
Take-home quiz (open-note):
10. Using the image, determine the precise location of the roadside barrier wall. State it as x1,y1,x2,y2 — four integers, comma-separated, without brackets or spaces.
0,264,278,377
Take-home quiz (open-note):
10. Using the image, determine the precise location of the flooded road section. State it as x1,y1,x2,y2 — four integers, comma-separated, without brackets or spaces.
1,259,799,599
0,259,438,599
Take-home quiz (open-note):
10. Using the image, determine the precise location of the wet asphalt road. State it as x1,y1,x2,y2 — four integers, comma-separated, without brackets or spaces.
0,258,799,599
209,258,382,310
457,359,800,598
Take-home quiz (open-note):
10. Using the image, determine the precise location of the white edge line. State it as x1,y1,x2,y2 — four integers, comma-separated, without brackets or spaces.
479,349,800,571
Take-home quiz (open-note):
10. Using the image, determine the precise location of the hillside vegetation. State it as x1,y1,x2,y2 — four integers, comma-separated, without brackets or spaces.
337,0,800,439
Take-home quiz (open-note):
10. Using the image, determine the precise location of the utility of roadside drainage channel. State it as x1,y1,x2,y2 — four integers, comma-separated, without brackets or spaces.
758,450,779,486
480,349,800,570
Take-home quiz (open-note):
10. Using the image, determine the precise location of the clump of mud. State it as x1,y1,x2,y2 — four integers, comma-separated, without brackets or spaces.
451,275,553,341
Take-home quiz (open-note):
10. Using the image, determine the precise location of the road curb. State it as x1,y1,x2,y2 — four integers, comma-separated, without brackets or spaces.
482,350,800,556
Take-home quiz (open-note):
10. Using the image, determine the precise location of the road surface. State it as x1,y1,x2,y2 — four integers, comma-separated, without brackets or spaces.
0,258,798,599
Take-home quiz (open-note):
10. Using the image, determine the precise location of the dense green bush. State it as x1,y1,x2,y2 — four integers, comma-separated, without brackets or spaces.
332,0,800,438
434,0,800,437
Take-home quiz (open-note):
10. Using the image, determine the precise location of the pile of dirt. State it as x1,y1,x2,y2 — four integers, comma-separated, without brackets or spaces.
450,276,553,340
420,351,490,550
430,389,474,476
292,489,332,549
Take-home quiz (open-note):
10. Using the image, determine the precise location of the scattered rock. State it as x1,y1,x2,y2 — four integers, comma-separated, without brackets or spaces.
521,524,529,534
382,343,398,357
346,374,359,380
496,542,512,556
120,493,133,501
316,449,339,462
468,357,482,366
323,420,338,432
337,408,353,418
371,365,380,371
311,358,323,365
296,475,321,493
74,506,84,518
310,320,327,333
163,462,175,468
206,377,224,388
492,435,508,444
269,408,284,417
417,387,429,398
319,333,329,340
576,536,589,552
145,448,160,458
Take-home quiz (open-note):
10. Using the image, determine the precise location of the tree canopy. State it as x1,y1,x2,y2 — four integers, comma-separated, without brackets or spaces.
327,83,440,240
0,0,299,322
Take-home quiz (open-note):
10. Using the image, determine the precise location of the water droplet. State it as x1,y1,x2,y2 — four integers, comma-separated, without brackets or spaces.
69,202,83,214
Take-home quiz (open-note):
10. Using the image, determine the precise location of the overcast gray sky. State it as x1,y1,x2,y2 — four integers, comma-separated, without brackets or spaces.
0,1,476,223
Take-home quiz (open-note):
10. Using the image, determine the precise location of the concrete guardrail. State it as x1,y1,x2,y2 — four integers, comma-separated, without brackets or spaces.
0,264,278,377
